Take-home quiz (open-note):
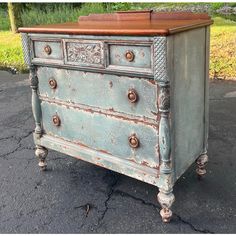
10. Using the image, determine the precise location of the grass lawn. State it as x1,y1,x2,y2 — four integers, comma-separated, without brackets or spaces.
0,16,235,78
0,31,26,72
210,17,236,79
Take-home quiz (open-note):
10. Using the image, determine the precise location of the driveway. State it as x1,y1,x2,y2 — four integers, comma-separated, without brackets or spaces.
0,70,236,233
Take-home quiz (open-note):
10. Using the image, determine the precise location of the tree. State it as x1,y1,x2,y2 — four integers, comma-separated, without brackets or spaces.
8,2,22,33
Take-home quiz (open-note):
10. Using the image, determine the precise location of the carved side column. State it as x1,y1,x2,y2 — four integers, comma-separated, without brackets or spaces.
21,33,48,170
154,37,175,223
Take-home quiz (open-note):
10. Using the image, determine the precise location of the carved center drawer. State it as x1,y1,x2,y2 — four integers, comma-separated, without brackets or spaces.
41,101,159,168
37,67,158,120
64,39,104,68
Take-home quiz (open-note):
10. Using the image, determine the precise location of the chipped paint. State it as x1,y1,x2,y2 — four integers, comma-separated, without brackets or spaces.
41,101,159,169
37,66,158,120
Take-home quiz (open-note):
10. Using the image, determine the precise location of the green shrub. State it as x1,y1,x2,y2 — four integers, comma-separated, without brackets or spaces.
21,3,106,27
0,8,10,30
211,3,225,11
21,4,79,26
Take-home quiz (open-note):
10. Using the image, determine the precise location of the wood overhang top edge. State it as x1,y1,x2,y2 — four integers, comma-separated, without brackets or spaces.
18,11,213,36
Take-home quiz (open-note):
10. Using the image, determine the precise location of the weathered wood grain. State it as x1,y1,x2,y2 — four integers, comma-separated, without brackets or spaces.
171,27,206,180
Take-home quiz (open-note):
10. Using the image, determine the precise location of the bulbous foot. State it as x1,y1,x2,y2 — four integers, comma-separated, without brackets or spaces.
157,189,175,223
35,145,48,171
196,153,208,178
160,208,172,223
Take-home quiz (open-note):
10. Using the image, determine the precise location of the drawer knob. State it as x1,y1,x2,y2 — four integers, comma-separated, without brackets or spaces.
48,78,57,89
125,50,135,62
52,115,61,126
129,135,139,148
44,45,52,55
128,89,138,103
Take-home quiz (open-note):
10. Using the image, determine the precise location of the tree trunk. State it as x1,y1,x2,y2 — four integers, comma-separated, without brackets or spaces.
8,2,22,33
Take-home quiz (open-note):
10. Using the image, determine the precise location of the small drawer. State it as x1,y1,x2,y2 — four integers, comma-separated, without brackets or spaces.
41,101,159,168
64,39,105,68
31,39,63,64
37,67,158,120
107,42,153,74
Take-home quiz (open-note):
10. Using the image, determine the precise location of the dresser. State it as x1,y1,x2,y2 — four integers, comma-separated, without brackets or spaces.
18,10,213,223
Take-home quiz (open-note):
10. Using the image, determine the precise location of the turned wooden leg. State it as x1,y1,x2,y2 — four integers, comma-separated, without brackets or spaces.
35,145,48,171
196,153,208,178
157,188,175,223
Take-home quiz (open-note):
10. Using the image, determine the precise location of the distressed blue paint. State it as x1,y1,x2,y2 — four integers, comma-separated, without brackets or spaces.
108,43,152,70
41,101,159,168
37,66,158,120
29,33,154,42
171,28,207,180
35,134,160,186
29,65,42,137
21,26,210,220
32,40,63,60
159,115,170,165
32,89,42,135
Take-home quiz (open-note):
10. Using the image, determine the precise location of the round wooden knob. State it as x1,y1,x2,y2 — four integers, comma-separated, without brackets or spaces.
52,115,60,126
44,45,52,55
129,135,139,148
48,78,57,89
125,50,135,62
128,89,138,103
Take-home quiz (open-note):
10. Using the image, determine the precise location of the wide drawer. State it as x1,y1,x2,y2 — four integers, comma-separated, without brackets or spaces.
37,67,158,120
41,101,159,168
31,39,63,64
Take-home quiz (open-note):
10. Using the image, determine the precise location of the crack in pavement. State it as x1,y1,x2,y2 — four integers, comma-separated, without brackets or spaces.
0,135,15,141
0,127,216,234
113,190,215,234
94,173,120,231
3,113,33,130
0,130,34,159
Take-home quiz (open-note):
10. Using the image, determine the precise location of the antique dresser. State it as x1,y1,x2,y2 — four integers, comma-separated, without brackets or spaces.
19,10,213,222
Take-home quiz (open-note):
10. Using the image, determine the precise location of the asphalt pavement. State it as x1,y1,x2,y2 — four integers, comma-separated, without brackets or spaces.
0,70,236,233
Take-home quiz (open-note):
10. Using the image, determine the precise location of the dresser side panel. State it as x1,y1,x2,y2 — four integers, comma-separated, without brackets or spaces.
171,27,207,180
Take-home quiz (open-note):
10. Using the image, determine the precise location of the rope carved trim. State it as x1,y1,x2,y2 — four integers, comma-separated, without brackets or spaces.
21,33,31,66
153,37,168,83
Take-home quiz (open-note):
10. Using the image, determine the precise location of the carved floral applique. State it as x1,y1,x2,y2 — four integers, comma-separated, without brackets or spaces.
66,42,102,64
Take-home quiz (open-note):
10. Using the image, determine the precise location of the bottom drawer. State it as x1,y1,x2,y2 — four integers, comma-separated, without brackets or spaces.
41,101,159,168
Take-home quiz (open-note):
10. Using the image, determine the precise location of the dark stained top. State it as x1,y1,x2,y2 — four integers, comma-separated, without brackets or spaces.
18,10,213,36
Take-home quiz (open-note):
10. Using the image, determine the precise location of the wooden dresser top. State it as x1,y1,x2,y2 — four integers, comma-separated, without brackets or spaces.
18,10,213,36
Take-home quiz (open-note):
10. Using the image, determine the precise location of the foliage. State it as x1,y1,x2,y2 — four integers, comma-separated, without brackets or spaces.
0,8,10,30
210,3,226,11
0,2,235,79
21,3,105,27
0,31,26,72
1,3,236,30
210,17,236,79
22,3,82,12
